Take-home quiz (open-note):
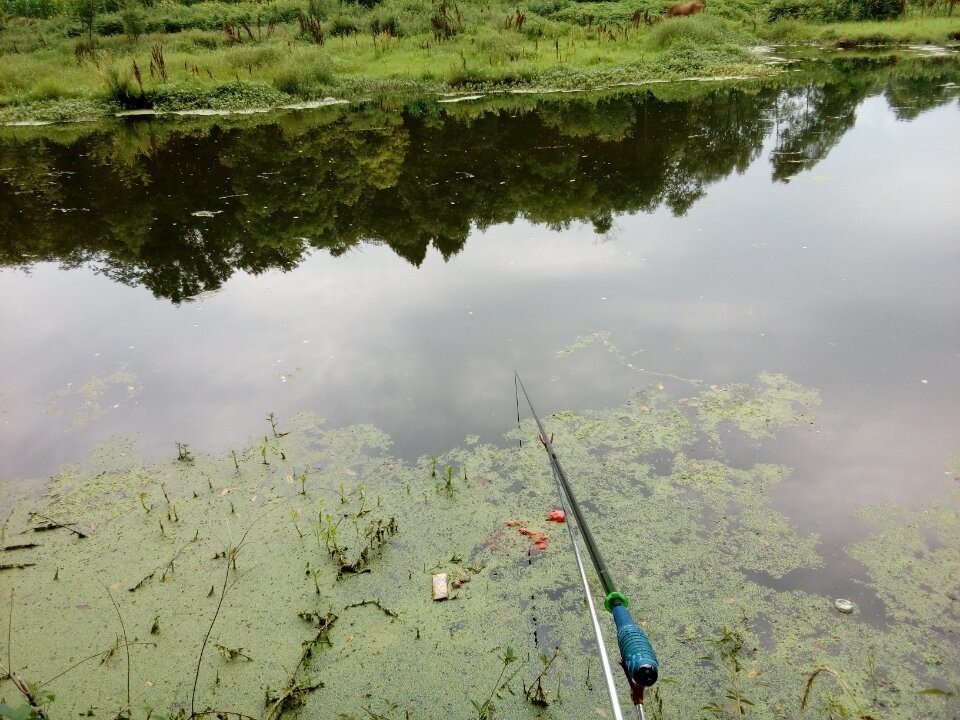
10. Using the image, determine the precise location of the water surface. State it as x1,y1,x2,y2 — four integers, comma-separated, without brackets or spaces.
1,53,959,718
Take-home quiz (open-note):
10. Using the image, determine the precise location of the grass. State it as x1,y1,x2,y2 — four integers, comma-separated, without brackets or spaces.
0,0,957,120
761,14,960,42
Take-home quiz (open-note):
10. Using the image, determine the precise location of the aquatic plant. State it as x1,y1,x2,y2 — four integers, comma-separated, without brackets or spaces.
176,442,193,463
441,465,456,494
289,507,304,538
523,648,561,707
470,646,521,719
1,379,957,718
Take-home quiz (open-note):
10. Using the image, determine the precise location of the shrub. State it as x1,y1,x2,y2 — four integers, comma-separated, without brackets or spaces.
0,0,61,18
766,0,897,22
225,43,282,68
476,28,526,60
657,37,750,73
95,12,124,33
447,63,487,87
121,3,146,38
525,0,570,16
271,50,334,95
29,77,79,100
101,62,149,107
368,10,400,35
860,0,900,19
647,13,732,49
150,78,283,109
71,0,100,42
767,0,815,20
327,13,359,35
520,15,548,37
175,29,222,49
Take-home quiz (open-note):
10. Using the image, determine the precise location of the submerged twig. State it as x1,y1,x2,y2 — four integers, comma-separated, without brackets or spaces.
129,571,155,592
6,590,12,687
801,665,867,716
3,591,50,718
100,581,132,712
214,642,253,662
0,562,36,572
344,598,399,618
29,513,87,538
263,613,334,720
190,511,270,716
2,543,40,551
190,711,259,720
39,641,153,689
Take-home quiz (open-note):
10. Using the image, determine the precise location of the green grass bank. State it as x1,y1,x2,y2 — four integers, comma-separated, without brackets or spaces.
0,0,958,121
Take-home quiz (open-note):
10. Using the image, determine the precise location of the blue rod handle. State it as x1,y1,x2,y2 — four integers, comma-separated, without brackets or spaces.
612,604,659,687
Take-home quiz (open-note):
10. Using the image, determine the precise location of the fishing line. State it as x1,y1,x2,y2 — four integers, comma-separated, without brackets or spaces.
514,373,523,449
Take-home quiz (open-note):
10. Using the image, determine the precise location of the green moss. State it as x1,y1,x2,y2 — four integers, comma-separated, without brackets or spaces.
42,365,141,429
2,377,958,718
696,371,821,443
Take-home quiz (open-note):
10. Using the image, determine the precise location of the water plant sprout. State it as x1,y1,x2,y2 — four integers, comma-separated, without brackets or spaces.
516,373,659,720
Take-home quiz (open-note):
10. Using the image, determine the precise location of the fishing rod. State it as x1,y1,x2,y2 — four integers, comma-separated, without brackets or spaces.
515,373,659,718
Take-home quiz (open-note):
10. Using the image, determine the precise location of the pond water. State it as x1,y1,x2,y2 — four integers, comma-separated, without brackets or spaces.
1,54,959,719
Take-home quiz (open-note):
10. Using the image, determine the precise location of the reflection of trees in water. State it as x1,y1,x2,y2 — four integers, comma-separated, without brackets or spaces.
884,56,960,120
0,57,956,303
769,56,960,182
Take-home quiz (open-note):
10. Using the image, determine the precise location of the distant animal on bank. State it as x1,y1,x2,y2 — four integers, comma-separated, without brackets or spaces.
665,0,705,17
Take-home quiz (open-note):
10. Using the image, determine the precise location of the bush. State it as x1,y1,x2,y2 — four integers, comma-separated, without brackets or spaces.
368,10,400,35
150,78,283,109
476,28,526,60
225,43,282,68
271,50,334,95
647,13,733,48
174,29,222,49
326,13,359,35
520,15,548,37
29,77,80,100
657,37,750,73
447,63,489,87
551,1,634,26
0,0,61,18
767,0,817,20
860,0,900,19
766,0,899,22
95,12,124,33
525,0,570,16
101,63,149,107
121,3,146,38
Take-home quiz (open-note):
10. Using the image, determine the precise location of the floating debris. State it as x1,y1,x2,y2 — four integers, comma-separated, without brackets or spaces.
834,598,856,614
432,573,449,601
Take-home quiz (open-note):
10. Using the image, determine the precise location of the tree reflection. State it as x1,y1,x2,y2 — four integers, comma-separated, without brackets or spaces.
0,56,956,303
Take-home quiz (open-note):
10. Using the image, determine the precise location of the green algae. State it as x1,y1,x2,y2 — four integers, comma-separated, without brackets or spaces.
696,372,821,443
556,331,704,385
42,365,141,430
1,377,958,719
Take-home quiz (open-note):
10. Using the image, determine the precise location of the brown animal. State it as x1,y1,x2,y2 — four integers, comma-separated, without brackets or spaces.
665,0,705,17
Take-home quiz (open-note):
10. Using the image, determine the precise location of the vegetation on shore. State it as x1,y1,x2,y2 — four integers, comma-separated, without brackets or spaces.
0,0,958,121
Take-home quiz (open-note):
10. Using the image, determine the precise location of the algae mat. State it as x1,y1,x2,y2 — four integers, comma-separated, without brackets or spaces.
1,375,958,719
